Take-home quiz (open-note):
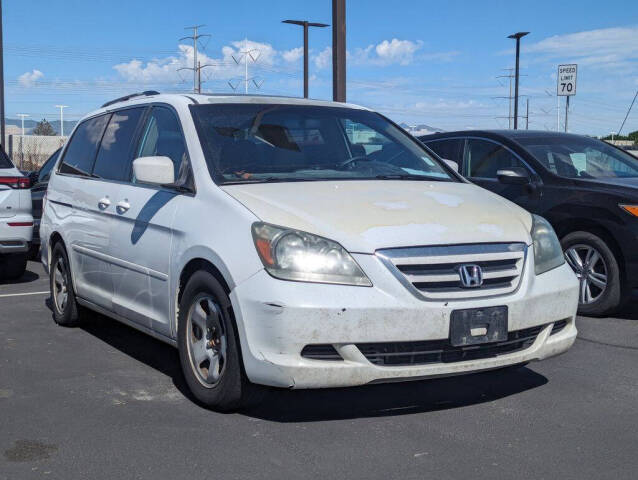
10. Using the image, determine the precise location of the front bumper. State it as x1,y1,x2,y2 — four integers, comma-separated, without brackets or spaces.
231,252,579,389
0,214,33,254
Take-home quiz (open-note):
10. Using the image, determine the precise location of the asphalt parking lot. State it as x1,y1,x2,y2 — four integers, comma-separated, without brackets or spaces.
1,261,637,480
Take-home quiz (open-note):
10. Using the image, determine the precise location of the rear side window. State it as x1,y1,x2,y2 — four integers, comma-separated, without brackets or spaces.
465,138,526,179
37,149,61,183
59,115,109,176
92,107,145,182
136,107,187,182
425,138,464,162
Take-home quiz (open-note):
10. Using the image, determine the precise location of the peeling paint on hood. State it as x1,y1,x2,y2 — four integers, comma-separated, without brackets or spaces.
222,181,533,253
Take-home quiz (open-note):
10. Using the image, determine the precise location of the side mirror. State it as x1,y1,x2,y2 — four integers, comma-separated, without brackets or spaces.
497,167,531,185
133,156,175,186
443,159,459,172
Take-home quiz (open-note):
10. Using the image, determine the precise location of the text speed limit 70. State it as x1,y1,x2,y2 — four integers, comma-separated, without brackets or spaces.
557,64,577,96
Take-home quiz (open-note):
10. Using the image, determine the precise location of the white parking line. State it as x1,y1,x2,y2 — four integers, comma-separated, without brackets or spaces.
0,291,49,298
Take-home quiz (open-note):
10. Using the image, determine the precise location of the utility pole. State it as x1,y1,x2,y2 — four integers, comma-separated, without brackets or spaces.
525,98,529,130
332,0,346,102
55,105,68,136
17,114,29,135
497,68,515,128
282,19,329,98
508,32,529,130
0,0,5,148
231,39,261,94
180,25,211,93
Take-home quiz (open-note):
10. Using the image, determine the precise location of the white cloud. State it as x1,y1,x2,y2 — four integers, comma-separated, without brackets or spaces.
18,69,43,87
282,47,303,63
374,39,422,65
313,46,332,69
114,39,280,85
524,26,638,70
312,39,457,69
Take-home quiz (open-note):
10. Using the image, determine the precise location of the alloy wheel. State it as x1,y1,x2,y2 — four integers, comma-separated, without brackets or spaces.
186,294,228,388
53,257,69,313
564,244,608,305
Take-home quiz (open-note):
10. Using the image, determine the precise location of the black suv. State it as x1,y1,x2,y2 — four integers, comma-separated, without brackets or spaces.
420,130,638,316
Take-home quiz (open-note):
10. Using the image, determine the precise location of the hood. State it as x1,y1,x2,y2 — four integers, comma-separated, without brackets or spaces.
222,180,533,253
573,176,638,200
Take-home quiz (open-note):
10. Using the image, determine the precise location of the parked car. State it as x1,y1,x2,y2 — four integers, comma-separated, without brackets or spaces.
420,130,638,316
27,148,61,258
0,147,33,279
41,93,578,410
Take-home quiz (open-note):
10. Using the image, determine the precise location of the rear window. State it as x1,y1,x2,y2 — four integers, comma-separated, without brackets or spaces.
59,114,110,177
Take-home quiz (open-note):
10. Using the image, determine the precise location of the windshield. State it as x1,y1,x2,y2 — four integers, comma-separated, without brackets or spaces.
191,103,454,184
519,136,638,179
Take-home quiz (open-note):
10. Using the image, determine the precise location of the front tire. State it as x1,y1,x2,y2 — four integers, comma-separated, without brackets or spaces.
50,243,81,327
177,271,258,411
561,231,621,317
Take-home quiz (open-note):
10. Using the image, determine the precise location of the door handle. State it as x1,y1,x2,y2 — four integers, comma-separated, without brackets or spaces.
116,200,130,214
98,197,111,210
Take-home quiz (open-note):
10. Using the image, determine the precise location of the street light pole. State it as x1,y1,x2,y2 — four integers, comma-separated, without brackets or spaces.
17,114,29,135
55,105,68,136
508,32,529,130
282,20,329,98
332,0,346,102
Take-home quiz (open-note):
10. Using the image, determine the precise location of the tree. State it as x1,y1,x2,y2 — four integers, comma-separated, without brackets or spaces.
32,119,57,136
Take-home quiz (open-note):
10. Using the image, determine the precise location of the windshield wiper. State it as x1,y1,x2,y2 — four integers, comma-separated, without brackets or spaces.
374,174,447,182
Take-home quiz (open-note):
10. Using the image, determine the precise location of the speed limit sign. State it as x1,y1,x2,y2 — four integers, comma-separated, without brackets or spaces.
557,64,577,96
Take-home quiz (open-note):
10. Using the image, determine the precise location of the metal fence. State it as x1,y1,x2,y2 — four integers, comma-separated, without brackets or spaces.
5,135,68,171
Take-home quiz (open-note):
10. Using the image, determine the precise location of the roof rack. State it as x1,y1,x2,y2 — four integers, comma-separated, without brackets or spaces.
101,91,160,108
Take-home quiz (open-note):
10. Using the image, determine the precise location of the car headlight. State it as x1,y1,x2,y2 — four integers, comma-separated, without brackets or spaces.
251,222,372,286
531,214,564,275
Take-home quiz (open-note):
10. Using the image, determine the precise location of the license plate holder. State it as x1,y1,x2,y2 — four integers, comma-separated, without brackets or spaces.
449,306,508,347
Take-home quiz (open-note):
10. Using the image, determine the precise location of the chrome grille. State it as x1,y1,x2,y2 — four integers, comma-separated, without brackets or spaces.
377,243,527,301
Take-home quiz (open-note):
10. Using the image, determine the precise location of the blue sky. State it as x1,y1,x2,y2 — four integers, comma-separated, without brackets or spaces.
5,0,638,135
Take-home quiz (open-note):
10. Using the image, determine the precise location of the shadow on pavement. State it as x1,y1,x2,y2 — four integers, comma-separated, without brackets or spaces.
0,269,40,285
65,304,548,421
242,366,547,422
74,312,196,403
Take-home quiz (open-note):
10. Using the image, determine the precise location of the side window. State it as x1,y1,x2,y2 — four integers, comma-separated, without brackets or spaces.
38,149,60,183
59,115,110,177
135,107,187,182
425,139,463,162
466,138,526,179
92,107,145,182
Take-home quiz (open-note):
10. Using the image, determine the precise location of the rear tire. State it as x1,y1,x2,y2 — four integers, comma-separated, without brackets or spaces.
561,231,621,317
49,243,81,327
0,253,27,280
177,270,261,411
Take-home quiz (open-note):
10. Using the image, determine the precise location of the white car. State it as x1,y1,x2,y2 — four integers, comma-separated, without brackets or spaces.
0,149,33,279
41,93,579,410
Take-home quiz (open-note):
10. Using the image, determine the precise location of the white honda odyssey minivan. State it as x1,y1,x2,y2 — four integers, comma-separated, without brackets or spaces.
41,93,579,410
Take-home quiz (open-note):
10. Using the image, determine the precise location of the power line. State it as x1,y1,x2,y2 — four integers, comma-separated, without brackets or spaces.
617,89,638,136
